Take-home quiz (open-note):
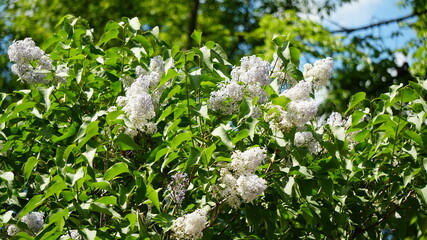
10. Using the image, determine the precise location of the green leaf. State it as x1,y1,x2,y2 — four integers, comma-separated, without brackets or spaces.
24,157,39,180
18,195,44,219
403,144,417,160
185,147,200,172
398,87,418,102
77,121,99,148
201,144,216,166
170,132,192,150
104,162,130,181
284,46,300,65
232,129,249,144
90,202,121,218
212,125,234,149
404,130,423,146
63,144,76,162
52,122,78,143
199,46,213,71
129,17,141,31
95,196,118,205
115,134,143,150
189,70,202,91
195,103,210,120
248,118,259,140
38,86,54,111
191,30,202,46
272,34,286,46
47,208,69,226
97,29,120,46
146,185,160,212
151,26,160,38
354,129,370,142
272,95,291,109
156,105,174,124
45,181,67,199
418,185,427,205
82,146,96,167
346,92,366,114
0,171,14,185
72,167,85,186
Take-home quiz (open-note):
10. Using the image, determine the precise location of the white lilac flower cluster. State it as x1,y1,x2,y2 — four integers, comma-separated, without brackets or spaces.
8,38,69,84
7,211,45,236
209,55,270,115
216,147,267,208
171,208,207,240
267,80,317,131
6,224,20,236
167,172,189,207
294,131,321,154
21,211,45,233
117,56,166,136
303,57,334,87
60,229,82,240
266,57,333,132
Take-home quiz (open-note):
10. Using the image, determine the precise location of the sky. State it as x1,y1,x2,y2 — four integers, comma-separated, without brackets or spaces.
322,0,416,63
310,0,417,103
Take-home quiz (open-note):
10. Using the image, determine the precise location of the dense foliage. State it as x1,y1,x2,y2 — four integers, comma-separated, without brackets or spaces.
0,16,426,239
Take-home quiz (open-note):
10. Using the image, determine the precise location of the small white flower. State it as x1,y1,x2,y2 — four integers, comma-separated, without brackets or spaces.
7,224,20,236
294,131,313,147
231,55,270,86
209,55,270,114
55,64,69,83
230,147,266,175
236,174,267,202
217,168,241,208
21,211,44,233
8,38,54,84
282,80,312,101
303,57,333,87
117,56,165,135
172,209,207,240
326,112,343,127
60,229,82,240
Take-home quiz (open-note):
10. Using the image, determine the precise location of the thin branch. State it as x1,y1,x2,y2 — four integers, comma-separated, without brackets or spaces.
349,190,414,240
330,10,427,34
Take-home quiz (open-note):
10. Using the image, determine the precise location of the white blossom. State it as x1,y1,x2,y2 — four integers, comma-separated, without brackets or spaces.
294,131,313,147
21,211,44,233
209,55,271,114
209,82,244,114
217,168,241,208
230,147,266,175
60,230,82,240
231,55,270,86
236,174,267,202
326,112,344,127
55,64,69,83
8,38,54,84
7,224,20,236
8,38,44,63
282,80,312,101
172,209,207,240
117,56,167,135
266,79,319,132
303,57,333,87
294,131,321,154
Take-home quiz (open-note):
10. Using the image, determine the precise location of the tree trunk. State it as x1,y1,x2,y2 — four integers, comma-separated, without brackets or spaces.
187,0,200,49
